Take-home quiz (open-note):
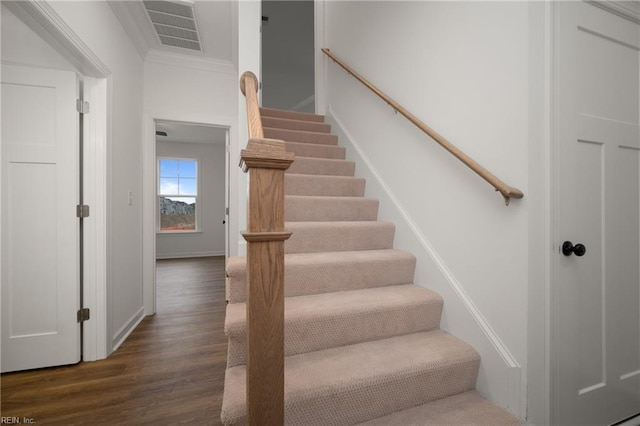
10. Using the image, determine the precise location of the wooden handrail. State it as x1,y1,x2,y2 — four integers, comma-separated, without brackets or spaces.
240,71,264,139
321,48,524,206
239,71,294,426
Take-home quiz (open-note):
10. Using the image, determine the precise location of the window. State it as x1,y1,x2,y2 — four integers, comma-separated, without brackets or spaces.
158,158,198,232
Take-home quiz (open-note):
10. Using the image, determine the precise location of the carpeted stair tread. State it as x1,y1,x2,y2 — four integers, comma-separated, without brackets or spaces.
220,330,480,425
285,174,365,197
287,156,356,176
262,116,332,133
226,249,417,303
356,390,519,425
260,106,325,123
225,284,443,367
264,127,338,146
284,141,346,159
285,195,379,222
285,221,395,253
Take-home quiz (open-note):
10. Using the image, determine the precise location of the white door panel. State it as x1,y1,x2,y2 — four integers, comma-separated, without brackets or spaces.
1,64,80,372
556,2,640,425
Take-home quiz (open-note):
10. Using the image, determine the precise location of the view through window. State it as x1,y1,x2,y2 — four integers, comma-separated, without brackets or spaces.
158,158,197,231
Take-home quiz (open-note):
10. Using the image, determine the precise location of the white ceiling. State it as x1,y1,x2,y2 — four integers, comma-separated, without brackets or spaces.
108,0,234,65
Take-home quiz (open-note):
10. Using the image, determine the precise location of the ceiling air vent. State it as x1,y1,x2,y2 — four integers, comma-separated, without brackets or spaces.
143,1,202,52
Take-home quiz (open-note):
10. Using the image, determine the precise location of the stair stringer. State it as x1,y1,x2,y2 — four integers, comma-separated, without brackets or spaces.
326,108,524,422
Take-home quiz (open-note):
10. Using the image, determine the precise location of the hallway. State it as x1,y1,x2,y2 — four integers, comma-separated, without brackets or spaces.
1,257,227,425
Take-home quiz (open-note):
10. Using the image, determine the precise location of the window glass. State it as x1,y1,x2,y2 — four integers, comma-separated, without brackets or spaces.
158,159,197,231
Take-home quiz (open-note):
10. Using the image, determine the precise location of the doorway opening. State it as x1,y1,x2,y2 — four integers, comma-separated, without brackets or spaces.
261,0,315,112
152,120,230,311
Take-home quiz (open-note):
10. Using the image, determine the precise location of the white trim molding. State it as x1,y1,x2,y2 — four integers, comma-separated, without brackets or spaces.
585,0,640,24
290,94,315,112
143,112,236,317
314,0,326,114
111,307,145,353
156,251,225,260
81,77,109,361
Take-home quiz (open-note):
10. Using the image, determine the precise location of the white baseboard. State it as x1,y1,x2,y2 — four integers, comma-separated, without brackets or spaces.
238,240,247,257
155,251,225,260
290,94,315,112
618,414,640,426
111,307,145,353
327,107,523,419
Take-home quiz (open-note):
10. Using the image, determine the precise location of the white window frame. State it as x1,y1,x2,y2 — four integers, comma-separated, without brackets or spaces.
157,157,200,233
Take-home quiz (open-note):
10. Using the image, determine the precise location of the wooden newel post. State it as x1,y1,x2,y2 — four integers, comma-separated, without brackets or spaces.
241,140,294,426
240,70,294,425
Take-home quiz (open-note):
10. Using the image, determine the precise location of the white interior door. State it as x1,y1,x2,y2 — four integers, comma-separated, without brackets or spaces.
1,64,81,372
555,2,640,424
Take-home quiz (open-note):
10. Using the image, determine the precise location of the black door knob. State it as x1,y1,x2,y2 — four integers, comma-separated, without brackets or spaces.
562,241,586,257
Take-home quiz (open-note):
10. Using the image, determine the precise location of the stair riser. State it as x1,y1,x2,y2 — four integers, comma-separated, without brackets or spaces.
285,174,366,197
261,107,325,123
285,141,346,159
222,359,479,425
356,391,520,426
285,197,379,222
227,301,443,367
264,127,338,146
285,223,395,254
226,251,417,304
262,116,331,133
287,157,355,177
289,361,479,425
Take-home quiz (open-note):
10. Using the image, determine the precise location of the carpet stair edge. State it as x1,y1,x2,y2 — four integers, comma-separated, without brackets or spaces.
225,284,444,367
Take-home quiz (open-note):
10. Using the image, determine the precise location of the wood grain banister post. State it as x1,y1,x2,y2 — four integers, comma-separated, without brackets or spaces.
240,71,294,426
321,48,524,206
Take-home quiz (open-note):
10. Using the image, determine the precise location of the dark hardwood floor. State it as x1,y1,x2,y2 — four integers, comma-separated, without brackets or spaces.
1,256,228,425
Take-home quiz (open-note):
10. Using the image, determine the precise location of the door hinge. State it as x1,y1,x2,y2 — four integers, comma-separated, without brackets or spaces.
76,99,90,114
77,308,90,323
76,204,90,218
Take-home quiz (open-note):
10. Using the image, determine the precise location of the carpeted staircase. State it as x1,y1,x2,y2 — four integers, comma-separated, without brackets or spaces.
221,107,519,425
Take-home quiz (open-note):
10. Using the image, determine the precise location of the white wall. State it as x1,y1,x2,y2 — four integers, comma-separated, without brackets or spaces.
236,0,263,256
144,58,237,120
44,1,145,353
156,140,226,259
323,1,532,419
142,55,238,314
262,0,315,112
0,5,75,71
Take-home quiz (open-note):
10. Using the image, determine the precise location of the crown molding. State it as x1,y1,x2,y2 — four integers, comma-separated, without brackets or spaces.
145,49,236,74
107,1,149,61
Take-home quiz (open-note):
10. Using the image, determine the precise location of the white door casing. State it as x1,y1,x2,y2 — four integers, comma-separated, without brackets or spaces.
225,129,231,257
554,2,640,424
1,64,81,372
